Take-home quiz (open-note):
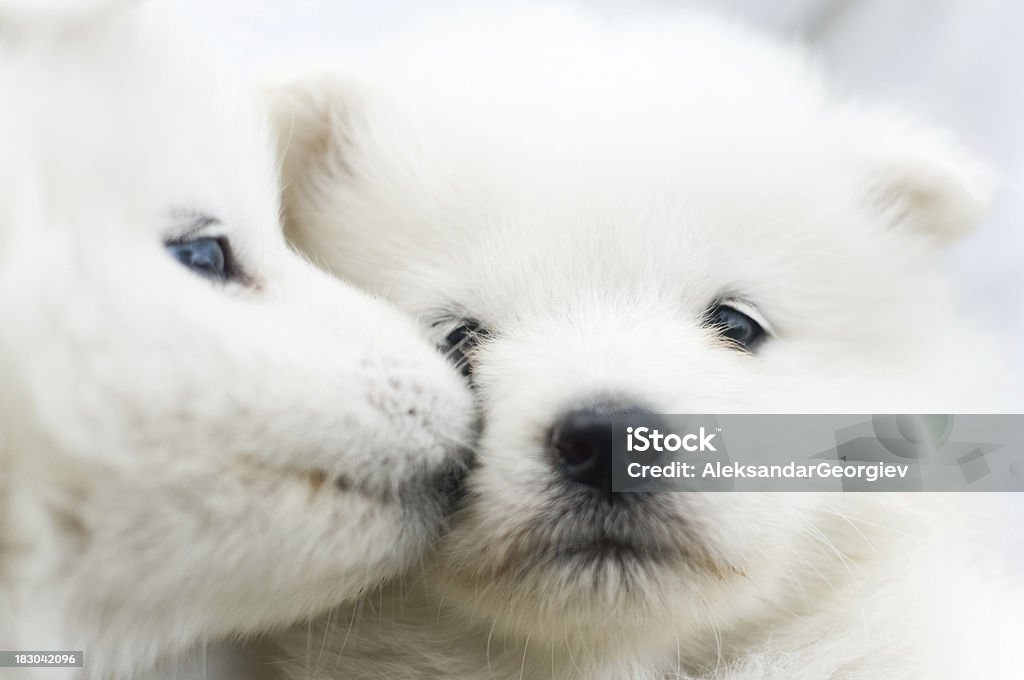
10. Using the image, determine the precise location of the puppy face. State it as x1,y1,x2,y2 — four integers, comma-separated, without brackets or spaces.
0,3,473,671
268,11,998,649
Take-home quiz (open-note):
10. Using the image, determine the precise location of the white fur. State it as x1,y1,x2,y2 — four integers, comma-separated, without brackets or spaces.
265,7,1021,679
0,0,139,33
0,4,475,678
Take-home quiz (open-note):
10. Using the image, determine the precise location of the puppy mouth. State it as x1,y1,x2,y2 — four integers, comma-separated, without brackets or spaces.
547,535,676,566
494,491,687,573
290,445,475,509
418,448,476,513
551,495,677,559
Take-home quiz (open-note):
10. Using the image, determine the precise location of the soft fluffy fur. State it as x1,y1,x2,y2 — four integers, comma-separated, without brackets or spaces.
266,7,1020,680
0,3,475,678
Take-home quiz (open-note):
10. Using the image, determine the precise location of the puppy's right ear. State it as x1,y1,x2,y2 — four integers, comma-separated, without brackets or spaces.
842,106,996,246
261,71,366,219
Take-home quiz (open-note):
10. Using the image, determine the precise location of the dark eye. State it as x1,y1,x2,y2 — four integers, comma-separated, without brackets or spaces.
705,303,767,351
441,320,489,378
166,237,230,280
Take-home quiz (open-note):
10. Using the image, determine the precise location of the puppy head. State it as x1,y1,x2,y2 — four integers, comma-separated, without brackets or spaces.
267,11,997,651
0,2,474,668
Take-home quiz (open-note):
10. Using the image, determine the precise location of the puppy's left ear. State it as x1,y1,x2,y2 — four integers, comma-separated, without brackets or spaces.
260,70,367,219
848,109,996,245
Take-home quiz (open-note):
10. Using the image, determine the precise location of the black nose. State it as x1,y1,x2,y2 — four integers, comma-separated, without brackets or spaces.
550,405,664,495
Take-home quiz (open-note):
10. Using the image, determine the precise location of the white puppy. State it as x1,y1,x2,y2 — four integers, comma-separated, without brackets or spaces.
0,3,474,678
266,8,1020,680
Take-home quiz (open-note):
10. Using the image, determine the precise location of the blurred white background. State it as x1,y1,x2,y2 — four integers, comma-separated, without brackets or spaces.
172,0,1023,558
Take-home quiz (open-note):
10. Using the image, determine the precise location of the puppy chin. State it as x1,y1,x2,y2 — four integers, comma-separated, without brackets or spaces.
433,488,740,638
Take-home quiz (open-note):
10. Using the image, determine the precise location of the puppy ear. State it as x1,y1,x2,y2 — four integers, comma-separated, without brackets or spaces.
261,71,365,212
849,109,996,245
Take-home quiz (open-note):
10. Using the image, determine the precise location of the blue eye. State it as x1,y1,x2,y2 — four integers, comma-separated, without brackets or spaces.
706,303,767,351
166,237,229,280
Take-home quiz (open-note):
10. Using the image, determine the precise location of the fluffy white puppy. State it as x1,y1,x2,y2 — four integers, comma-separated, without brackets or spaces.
266,8,1020,680
0,3,474,678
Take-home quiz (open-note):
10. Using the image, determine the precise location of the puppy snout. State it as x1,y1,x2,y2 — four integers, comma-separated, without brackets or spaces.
550,404,664,495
